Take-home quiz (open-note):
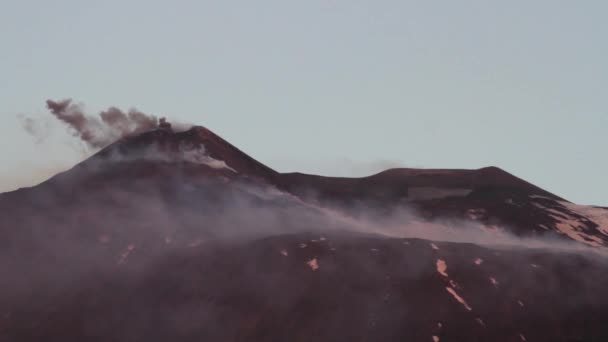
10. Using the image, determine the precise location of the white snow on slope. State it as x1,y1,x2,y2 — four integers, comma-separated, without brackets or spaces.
432,336,439,342
474,258,483,265
117,244,135,265
532,197,606,247
436,259,448,277
559,201,608,235
467,209,485,220
479,224,501,233
445,287,472,311
188,239,203,248
430,243,440,250
307,258,319,271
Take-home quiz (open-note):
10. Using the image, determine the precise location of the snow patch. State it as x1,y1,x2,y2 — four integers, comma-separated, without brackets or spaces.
188,239,203,248
519,333,527,341
560,201,608,235
117,244,135,265
307,258,319,271
430,243,440,250
475,318,485,326
280,249,288,257
467,209,486,220
489,277,499,287
299,243,307,248
436,259,448,277
474,258,483,265
479,224,501,233
432,336,440,342
445,287,472,311
517,300,524,307
532,199,606,247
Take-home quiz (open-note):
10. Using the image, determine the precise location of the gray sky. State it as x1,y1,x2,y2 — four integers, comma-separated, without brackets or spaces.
1,0,606,205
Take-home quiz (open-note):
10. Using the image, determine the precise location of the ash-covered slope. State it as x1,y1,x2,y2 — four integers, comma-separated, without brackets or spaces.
46,125,278,189
1,125,608,342
280,166,562,202
4,124,606,247
0,125,280,226
279,167,608,247
6,233,608,342
96,125,279,181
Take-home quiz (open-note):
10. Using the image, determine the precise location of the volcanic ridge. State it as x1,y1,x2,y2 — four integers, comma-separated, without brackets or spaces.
1,122,607,342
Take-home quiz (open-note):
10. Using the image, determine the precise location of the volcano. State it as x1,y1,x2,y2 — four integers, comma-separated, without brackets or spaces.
1,125,607,342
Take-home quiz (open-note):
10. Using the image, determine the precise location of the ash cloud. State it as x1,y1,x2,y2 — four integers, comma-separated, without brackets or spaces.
45,99,170,149
18,114,52,144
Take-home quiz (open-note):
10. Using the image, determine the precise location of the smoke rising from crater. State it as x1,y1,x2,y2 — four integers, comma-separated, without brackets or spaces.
45,99,169,149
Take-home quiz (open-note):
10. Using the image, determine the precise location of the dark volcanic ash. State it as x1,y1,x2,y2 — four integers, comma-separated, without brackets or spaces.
45,99,170,149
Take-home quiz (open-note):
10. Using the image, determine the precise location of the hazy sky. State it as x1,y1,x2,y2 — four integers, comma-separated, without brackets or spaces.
1,1,606,205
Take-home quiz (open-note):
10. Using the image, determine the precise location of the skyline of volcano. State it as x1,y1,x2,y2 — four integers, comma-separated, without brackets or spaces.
4,97,607,207
5,121,607,248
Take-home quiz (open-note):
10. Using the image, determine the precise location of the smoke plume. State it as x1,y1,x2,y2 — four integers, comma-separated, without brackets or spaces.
46,99,169,149
18,114,52,144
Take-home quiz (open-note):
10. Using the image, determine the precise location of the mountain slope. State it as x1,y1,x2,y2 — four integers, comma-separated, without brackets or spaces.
1,125,607,342
5,233,608,342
